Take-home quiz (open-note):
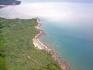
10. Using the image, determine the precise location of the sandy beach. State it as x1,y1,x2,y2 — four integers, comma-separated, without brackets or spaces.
32,19,71,70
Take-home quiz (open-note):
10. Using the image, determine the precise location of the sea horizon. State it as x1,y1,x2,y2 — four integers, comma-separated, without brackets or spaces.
0,1,93,70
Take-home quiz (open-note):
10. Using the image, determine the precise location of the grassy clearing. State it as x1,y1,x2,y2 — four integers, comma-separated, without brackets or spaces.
0,18,61,70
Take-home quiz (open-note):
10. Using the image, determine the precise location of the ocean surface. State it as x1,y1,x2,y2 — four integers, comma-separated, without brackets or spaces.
40,20,93,70
0,1,93,70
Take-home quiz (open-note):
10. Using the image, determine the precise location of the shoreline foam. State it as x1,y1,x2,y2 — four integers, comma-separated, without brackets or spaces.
32,19,71,70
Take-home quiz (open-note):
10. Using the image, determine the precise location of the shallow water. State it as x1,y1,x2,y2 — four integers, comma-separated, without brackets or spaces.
0,1,93,70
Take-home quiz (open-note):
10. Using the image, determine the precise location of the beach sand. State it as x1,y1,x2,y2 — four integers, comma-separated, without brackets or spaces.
32,19,71,70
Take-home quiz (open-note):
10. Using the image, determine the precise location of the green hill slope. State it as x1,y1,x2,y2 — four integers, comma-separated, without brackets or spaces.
0,18,61,70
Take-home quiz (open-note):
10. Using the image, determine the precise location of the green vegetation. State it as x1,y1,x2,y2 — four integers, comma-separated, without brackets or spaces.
0,18,6,70
0,18,61,70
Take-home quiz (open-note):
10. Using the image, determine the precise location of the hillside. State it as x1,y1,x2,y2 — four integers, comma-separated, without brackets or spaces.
0,18,61,70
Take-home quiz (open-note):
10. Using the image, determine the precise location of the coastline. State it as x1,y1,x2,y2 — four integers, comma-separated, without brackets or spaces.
32,19,71,70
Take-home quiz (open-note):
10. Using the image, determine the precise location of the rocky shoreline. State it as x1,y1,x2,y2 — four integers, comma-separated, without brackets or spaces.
32,19,71,70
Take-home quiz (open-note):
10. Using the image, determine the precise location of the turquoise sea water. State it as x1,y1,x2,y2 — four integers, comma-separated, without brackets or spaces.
0,1,93,70
40,21,93,70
